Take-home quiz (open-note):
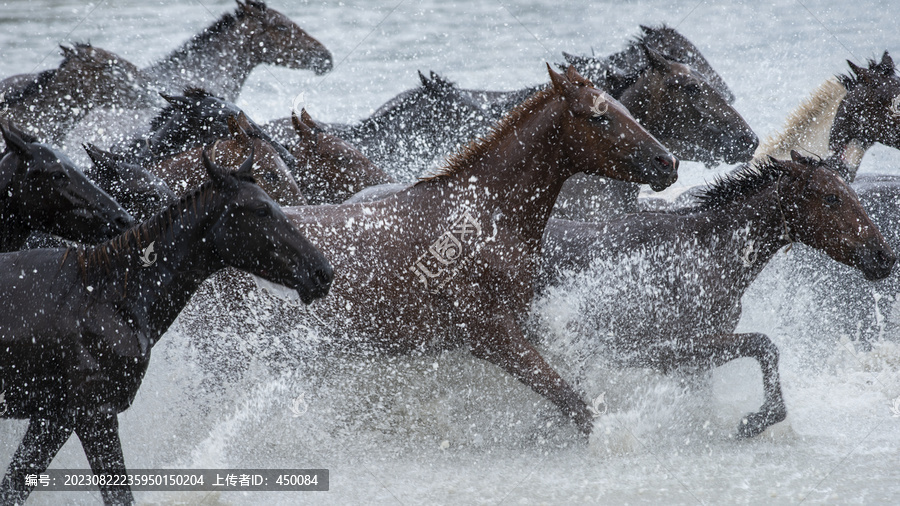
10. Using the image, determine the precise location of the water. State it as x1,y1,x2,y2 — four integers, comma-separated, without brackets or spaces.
2,0,900,504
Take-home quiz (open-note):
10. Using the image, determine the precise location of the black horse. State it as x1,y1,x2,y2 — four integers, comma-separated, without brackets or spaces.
84,143,177,223
537,153,894,438
0,149,333,505
0,123,133,252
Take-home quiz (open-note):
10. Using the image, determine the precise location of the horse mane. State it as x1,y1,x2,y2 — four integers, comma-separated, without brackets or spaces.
148,87,216,132
691,159,786,210
755,78,847,159
76,177,227,281
1,42,93,106
418,87,556,183
163,1,267,62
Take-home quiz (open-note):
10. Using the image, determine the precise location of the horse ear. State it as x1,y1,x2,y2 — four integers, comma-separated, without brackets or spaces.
299,108,323,131
643,44,670,70
847,60,874,84
203,142,230,184
236,145,255,179
1,122,32,160
548,63,571,94
83,143,114,172
879,51,895,75
291,111,314,139
160,92,191,108
640,24,655,36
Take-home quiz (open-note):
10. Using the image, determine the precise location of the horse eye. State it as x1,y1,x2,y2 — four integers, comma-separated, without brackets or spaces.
683,83,701,96
824,194,840,206
254,205,270,217
276,25,288,32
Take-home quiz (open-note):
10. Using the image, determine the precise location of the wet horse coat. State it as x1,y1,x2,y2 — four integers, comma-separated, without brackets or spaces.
279,66,677,435
0,151,333,505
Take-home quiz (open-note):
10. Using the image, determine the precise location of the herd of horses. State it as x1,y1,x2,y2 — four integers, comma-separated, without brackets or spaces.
1,1,900,504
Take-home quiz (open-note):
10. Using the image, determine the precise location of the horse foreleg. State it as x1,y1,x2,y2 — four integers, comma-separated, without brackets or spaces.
688,332,787,438
0,417,74,505
468,316,592,436
74,413,133,506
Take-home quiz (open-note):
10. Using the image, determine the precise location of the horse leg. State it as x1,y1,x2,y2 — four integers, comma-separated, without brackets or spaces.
685,332,787,438
74,413,133,506
0,417,74,505
468,315,592,436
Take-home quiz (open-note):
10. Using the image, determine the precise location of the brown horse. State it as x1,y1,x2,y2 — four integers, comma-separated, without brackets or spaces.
0,43,155,144
150,114,306,206
142,0,332,101
0,149,332,505
268,65,677,436
286,109,396,204
537,153,895,438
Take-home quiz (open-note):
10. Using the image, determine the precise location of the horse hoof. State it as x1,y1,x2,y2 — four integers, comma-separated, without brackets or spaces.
736,408,787,439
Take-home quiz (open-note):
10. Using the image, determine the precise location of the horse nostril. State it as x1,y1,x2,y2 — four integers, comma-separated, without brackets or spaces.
656,155,679,172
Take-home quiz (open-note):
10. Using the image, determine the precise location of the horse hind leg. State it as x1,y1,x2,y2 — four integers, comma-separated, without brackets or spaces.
1,417,74,505
691,332,787,438
74,413,134,506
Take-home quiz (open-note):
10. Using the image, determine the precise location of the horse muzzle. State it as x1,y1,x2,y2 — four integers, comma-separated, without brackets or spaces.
647,155,679,192
854,243,897,281
297,262,334,304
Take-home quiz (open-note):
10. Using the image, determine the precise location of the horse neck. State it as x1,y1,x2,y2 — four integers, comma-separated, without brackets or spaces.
0,200,29,252
85,185,226,339
755,78,847,161
146,27,257,100
694,188,791,289
418,93,570,245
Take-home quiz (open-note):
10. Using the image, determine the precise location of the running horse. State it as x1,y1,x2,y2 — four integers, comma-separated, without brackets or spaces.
0,123,133,252
537,153,895,438
0,43,155,144
274,65,677,436
84,143,177,222
0,149,333,505
142,0,332,101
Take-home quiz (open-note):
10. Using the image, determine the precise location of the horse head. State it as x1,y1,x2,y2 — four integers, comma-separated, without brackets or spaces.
84,143,176,222
777,150,895,280
831,51,900,178
549,65,678,191
638,24,736,103
288,108,394,204
618,44,757,166
235,0,332,75
0,123,133,244
219,113,306,206
56,43,157,109
202,146,332,303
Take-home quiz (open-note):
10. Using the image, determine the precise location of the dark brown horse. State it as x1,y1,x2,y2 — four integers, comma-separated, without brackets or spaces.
150,114,306,206
142,0,332,101
285,109,396,204
0,123,133,252
537,153,895,438
0,43,155,144
0,149,333,505
272,65,676,436
265,70,497,181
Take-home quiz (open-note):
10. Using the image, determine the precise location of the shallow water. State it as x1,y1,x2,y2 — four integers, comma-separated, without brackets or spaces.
2,0,900,504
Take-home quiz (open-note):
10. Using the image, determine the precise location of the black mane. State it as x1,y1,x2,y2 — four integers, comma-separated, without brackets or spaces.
692,160,786,210
162,1,267,62
148,87,216,132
